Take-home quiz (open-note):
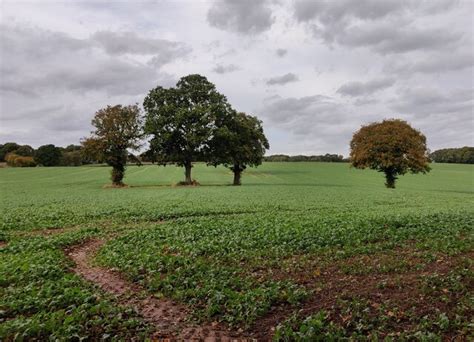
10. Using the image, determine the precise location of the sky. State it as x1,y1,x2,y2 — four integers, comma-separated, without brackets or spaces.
1,0,473,156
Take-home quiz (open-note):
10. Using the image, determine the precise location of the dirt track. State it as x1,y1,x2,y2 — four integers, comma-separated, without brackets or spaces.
66,238,254,341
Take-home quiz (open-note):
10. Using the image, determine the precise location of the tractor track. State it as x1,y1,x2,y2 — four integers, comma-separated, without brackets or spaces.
65,238,255,341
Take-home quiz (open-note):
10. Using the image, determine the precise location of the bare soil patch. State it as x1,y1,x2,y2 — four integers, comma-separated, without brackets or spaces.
65,238,254,341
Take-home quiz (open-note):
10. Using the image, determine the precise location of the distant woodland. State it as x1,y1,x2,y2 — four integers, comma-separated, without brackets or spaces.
429,147,474,164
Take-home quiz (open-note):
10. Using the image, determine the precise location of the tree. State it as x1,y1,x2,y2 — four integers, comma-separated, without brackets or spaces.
60,151,83,166
64,144,82,152
15,145,35,157
35,144,62,166
144,74,231,185
208,111,269,185
81,104,142,186
0,142,20,161
350,119,430,188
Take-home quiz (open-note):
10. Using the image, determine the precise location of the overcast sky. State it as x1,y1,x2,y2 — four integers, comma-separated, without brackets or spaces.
1,0,473,155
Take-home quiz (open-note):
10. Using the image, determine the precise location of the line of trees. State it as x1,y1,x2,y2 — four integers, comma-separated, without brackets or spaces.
82,74,269,186
0,143,92,167
429,147,474,164
264,154,348,162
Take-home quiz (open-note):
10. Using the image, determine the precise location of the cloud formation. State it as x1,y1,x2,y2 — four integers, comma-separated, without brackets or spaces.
385,52,474,75
276,48,287,57
207,0,274,35
0,0,472,155
92,31,190,58
390,87,473,118
0,21,188,145
0,25,189,97
337,78,395,97
266,73,299,86
293,0,464,54
213,64,240,74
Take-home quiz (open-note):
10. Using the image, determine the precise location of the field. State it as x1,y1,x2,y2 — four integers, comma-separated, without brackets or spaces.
1,162,473,340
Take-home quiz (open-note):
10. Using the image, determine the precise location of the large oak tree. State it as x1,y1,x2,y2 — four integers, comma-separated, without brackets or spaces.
143,74,231,185
350,119,430,188
82,104,142,186
208,111,269,185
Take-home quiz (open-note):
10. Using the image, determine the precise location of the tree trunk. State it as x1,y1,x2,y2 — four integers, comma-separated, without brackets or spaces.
233,169,242,186
184,162,192,185
384,169,397,189
111,165,125,186
232,164,242,186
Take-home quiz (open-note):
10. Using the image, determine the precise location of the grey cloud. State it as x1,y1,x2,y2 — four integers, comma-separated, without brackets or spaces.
266,73,299,85
0,23,184,148
1,24,88,59
92,31,191,62
213,64,240,74
259,94,365,154
42,61,162,96
390,87,473,117
354,98,378,106
337,78,395,97
294,0,405,23
1,25,184,97
338,24,461,54
1,104,64,121
276,48,287,57
4,59,172,97
293,0,464,54
294,0,455,24
385,52,474,75
1,101,90,138
207,0,274,35
261,95,348,127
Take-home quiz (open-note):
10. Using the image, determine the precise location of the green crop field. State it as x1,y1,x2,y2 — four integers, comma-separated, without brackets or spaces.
1,162,473,340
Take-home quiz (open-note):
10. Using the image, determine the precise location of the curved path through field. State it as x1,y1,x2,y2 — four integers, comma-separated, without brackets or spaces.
66,238,253,341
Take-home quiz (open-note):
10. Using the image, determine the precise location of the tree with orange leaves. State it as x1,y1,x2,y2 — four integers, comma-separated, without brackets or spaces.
350,119,431,188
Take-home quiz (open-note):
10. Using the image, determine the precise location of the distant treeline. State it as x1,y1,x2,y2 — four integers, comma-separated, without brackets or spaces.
429,147,474,164
1,141,348,167
0,142,144,167
3,142,473,167
264,154,348,162
0,143,94,167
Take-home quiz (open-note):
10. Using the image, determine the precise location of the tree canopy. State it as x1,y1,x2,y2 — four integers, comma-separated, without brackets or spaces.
350,119,431,188
15,145,35,157
82,104,142,186
35,144,62,166
0,142,21,162
430,147,474,164
208,111,269,185
143,74,232,184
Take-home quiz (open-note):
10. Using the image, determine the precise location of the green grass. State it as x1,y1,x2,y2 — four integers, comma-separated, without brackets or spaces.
1,162,473,339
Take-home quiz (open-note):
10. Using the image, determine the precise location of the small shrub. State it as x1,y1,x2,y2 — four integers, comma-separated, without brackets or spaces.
5,153,37,167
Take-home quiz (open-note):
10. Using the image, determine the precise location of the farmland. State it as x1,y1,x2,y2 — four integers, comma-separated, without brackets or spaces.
1,162,473,340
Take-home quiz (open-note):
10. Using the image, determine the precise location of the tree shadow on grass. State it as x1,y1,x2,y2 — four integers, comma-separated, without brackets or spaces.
124,182,350,189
